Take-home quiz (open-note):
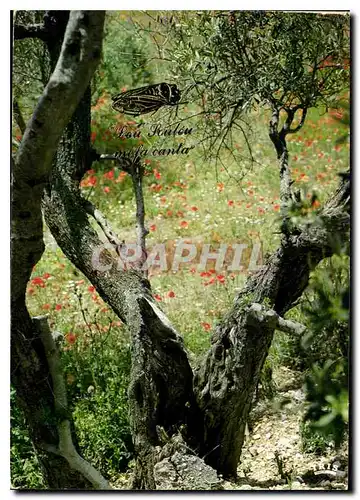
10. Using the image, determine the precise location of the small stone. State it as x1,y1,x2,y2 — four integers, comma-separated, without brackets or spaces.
239,484,253,490
253,434,261,440
266,432,272,439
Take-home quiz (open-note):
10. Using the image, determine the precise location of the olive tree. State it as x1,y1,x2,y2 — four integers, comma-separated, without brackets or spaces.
12,10,350,489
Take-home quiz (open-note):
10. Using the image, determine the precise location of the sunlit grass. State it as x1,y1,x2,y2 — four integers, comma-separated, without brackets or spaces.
25,104,349,358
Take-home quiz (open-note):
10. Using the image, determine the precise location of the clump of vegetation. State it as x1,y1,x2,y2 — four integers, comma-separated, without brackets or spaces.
11,388,45,489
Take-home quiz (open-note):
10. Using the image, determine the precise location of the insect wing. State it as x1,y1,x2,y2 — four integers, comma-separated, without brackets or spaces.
111,83,181,116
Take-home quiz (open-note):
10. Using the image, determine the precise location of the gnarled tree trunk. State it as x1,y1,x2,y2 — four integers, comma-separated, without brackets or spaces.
13,12,350,489
11,11,106,489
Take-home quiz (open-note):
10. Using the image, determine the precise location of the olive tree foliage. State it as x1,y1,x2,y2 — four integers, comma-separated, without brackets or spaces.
142,11,349,170
12,11,51,135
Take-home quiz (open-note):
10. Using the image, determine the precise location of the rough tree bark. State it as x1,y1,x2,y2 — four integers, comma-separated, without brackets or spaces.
11,11,106,489
13,12,350,489
193,174,349,477
42,94,349,486
192,104,349,478
42,82,199,491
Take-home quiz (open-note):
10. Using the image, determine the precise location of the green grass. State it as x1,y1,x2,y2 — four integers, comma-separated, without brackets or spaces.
25,102,349,357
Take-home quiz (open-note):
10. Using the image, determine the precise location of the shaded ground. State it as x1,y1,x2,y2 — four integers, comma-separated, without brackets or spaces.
111,366,348,491
224,366,348,491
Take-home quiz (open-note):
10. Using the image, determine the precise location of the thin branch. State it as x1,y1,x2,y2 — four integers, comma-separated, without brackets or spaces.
34,316,111,490
12,98,26,134
287,108,308,135
246,303,306,335
129,160,149,277
82,198,123,250
14,23,48,41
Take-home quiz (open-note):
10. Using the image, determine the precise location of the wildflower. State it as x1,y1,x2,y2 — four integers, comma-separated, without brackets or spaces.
258,207,265,214
190,267,196,274
31,277,46,288
88,175,97,187
149,224,157,232
104,170,114,180
43,273,51,279
166,210,173,217
180,220,189,228
216,275,225,284
312,199,321,209
66,333,76,344
217,182,224,192
273,204,280,212
88,286,95,293
227,200,234,207
167,291,176,298
191,206,198,212
154,294,162,301
42,304,51,310
104,186,111,193
91,131,97,143
27,287,35,295
201,322,211,331
55,304,62,311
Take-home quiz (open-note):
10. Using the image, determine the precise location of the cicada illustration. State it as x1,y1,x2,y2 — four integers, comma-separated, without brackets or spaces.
111,82,181,116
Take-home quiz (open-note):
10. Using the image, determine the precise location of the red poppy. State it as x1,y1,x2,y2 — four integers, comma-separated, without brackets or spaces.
42,304,51,310
31,277,46,288
154,294,162,301
201,322,211,331
167,291,176,298
66,333,77,344
55,304,62,311
103,170,114,180
104,186,111,193
191,206,198,212
227,200,234,207
216,275,225,284
180,220,189,228
88,175,97,187
88,286,95,293
150,224,157,232
43,273,51,279
273,204,280,212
